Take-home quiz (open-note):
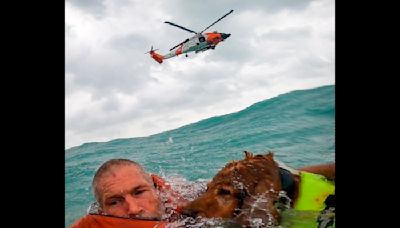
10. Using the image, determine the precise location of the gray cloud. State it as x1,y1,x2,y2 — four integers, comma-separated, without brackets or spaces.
107,33,149,51
67,0,106,17
159,0,312,22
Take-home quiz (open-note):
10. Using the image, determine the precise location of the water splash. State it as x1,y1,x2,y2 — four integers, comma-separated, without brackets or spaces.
166,137,174,144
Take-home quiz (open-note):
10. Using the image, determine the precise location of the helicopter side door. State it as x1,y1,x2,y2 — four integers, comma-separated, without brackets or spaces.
182,36,202,53
182,35,210,54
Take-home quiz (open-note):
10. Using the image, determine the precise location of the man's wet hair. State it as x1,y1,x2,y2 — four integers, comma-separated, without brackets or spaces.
92,158,153,205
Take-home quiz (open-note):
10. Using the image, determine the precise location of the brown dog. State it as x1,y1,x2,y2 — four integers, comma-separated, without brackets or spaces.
182,151,335,227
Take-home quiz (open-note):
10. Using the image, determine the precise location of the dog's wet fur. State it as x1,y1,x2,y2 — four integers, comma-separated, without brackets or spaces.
183,151,284,227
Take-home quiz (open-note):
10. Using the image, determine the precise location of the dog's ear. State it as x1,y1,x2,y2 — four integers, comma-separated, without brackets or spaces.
244,151,253,159
264,151,274,160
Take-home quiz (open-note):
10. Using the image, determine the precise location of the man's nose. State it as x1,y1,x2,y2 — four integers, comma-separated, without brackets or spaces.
125,196,143,216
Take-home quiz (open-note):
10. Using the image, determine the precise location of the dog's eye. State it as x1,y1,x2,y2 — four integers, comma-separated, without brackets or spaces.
218,188,231,195
233,208,241,216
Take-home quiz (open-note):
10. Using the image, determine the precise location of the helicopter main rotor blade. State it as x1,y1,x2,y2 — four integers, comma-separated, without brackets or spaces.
200,9,234,33
169,38,189,51
164,21,197,34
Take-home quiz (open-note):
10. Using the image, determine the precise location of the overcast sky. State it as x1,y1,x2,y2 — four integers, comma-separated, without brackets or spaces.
65,0,335,149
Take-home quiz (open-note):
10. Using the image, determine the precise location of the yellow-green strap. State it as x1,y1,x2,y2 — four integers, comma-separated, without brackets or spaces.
294,171,335,211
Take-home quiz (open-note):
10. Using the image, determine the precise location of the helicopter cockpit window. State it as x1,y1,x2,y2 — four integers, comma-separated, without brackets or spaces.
199,36,206,42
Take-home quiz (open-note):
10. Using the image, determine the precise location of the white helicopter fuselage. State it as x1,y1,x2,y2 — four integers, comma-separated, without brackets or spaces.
163,33,215,59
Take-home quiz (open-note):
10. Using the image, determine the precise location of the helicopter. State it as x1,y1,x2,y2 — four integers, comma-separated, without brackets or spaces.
146,9,233,64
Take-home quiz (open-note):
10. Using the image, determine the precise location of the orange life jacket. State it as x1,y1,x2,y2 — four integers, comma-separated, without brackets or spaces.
71,214,166,228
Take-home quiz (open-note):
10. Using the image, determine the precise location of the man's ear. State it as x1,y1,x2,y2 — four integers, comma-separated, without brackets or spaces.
151,174,162,188
151,174,171,190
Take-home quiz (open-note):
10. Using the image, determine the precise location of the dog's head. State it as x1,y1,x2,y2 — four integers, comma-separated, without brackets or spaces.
183,151,283,226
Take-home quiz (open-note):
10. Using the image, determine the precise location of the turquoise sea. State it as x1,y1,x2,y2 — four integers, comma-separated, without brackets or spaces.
65,85,335,227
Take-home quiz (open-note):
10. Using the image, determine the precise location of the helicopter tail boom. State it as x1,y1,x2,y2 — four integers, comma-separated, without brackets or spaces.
150,50,164,64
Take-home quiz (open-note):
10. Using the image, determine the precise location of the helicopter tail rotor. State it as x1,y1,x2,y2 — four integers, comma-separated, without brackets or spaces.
145,46,164,64
144,46,159,54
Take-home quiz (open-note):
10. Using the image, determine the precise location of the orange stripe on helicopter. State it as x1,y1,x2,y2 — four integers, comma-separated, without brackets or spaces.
175,45,183,55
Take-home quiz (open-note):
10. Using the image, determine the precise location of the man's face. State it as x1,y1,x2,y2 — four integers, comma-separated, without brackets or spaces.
97,165,165,220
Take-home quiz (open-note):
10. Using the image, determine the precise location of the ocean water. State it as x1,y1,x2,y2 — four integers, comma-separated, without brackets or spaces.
65,85,335,227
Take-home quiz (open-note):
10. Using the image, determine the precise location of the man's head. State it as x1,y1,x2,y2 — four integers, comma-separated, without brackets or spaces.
92,159,165,220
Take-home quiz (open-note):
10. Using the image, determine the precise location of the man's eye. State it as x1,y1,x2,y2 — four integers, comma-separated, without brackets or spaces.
135,190,146,196
108,199,121,206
